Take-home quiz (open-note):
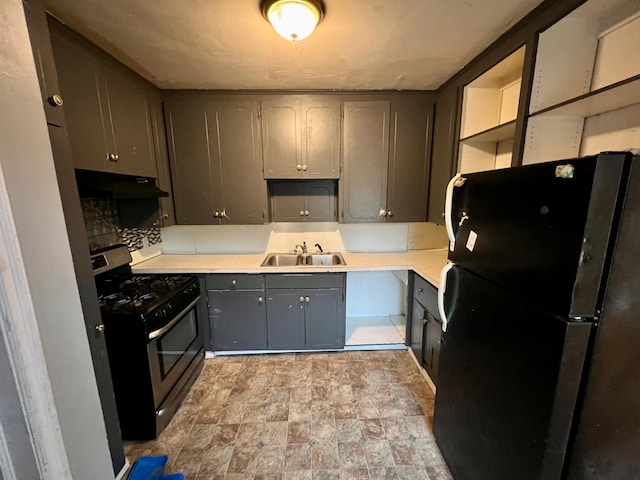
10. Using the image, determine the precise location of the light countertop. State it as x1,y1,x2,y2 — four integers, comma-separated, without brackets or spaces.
132,248,449,287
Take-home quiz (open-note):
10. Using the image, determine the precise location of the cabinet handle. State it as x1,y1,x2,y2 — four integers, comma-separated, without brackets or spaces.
378,208,386,217
48,94,64,107
305,296,310,303
296,164,302,171
299,296,304,302
302,164,308,171
304,210,309,216
299,210,305,216
258,296,264,303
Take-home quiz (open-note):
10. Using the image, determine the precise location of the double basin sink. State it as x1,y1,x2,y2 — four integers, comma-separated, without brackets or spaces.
261,252,346,267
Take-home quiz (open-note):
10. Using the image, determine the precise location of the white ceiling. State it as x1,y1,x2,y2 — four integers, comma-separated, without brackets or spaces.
44,0,544,91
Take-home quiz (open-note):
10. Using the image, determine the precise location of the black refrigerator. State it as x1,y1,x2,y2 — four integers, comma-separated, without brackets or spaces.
433,152,640,480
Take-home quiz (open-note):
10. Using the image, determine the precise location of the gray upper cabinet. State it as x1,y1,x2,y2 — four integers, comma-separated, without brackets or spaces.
270,180,337,222
427,85,460,224
149,94,175,227
262,96,341,179
387,96,433,223
341,100,391,223
165,95,267,225
48,20,157,178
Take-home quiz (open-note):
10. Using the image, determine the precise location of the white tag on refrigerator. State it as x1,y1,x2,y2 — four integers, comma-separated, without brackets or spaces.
466,230,478,251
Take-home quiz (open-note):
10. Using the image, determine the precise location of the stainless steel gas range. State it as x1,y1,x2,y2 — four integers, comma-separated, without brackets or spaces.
91,244,204,440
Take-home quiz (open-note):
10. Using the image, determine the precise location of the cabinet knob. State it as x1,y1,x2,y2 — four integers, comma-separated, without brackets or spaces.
95,324,105,333
231,280,237,286
296,164,302,171
299,296,304,302
423,318,428,325
162,213,169,220
258,296,264,303
378,208,387,217
304,210,309,216
302,164,308,171
417,288,423,293
108,153,118,162
114,154,119,161
387,211,393,217
48,94,64,107
305,296,310,303
299,210,305,216
214,211,220,217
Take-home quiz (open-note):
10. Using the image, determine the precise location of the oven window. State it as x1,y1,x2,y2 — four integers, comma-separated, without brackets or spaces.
157,309,198,378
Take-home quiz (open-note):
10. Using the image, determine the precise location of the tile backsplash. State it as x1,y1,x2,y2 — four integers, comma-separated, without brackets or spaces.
80,197,162,252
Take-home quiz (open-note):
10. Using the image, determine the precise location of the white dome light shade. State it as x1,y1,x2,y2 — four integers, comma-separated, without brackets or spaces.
264,0,324,41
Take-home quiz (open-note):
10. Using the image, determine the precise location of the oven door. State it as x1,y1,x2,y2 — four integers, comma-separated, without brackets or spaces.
146,296,203,408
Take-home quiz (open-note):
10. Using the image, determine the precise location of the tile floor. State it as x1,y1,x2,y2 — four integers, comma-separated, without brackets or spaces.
124,349,452,480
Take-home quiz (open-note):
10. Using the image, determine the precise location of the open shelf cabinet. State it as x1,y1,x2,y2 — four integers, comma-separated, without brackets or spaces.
458,46,526,173
524,0,640,164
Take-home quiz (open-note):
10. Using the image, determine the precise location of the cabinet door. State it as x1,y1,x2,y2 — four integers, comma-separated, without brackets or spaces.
305,180,337,222
428,84,460,224
266,292,306,349
423,312,442,383
387,96,433,222
209,100,267,224
341,101,390,223
49,21,110,172
270,181,305,222
305,288,345,350
165,99,215,224
410,300,425,363
209,290,267,350
150,94,175,226
102,64,157,177
302,99,341,178
262,99,301,178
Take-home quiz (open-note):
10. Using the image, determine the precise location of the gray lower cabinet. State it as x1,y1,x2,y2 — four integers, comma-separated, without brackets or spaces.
165,95,267,225
270,180,337,222
341,95,434,223
49,18,157,177
262,96,341,179
266,274,346,350
206,275,267,351
409,273,442,384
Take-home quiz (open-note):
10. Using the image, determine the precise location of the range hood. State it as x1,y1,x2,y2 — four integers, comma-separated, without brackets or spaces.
75,170,169,199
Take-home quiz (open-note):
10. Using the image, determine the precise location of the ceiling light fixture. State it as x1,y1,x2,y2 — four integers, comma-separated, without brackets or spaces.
260,0,325,42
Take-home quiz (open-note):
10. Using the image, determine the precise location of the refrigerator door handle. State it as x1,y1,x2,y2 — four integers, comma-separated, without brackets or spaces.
444,174,466,251
438,262,454,332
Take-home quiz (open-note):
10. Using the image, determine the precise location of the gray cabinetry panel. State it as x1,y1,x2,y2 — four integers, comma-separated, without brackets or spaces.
165,98,215,224
305,289,345,350
410,298,426,363
423,311,442,383
208,290,267,351
262,96,341,179
387,96,433,222
270,180,336,222
49,20,157,177
206,274,265,290
265,273,344,289
266,292,306,350
341,100,390,223
150,94,175,226
428,85,460,224
409,272,441,384
210,100,267,224
165,95,267,225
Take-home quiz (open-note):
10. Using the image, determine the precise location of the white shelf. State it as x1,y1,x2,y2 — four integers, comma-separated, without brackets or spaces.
460,120,516,143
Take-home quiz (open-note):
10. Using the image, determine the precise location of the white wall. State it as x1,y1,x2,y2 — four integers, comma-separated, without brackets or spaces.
0,1,113,478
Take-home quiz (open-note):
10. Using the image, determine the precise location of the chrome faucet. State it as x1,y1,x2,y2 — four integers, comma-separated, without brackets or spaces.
294,241,307,254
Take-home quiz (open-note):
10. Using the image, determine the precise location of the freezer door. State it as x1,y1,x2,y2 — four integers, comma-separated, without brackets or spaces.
433,265,592,480
449,153,628,318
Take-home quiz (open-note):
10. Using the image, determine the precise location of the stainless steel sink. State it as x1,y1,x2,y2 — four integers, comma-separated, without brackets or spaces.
303,253,346,265
260,252,346,267
260,254,303,266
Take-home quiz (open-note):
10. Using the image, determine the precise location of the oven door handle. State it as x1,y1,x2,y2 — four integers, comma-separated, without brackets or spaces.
148,296,200,341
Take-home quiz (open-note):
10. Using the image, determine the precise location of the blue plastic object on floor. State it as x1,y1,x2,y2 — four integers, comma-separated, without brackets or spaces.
127,455,167,480
160,475,184,480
